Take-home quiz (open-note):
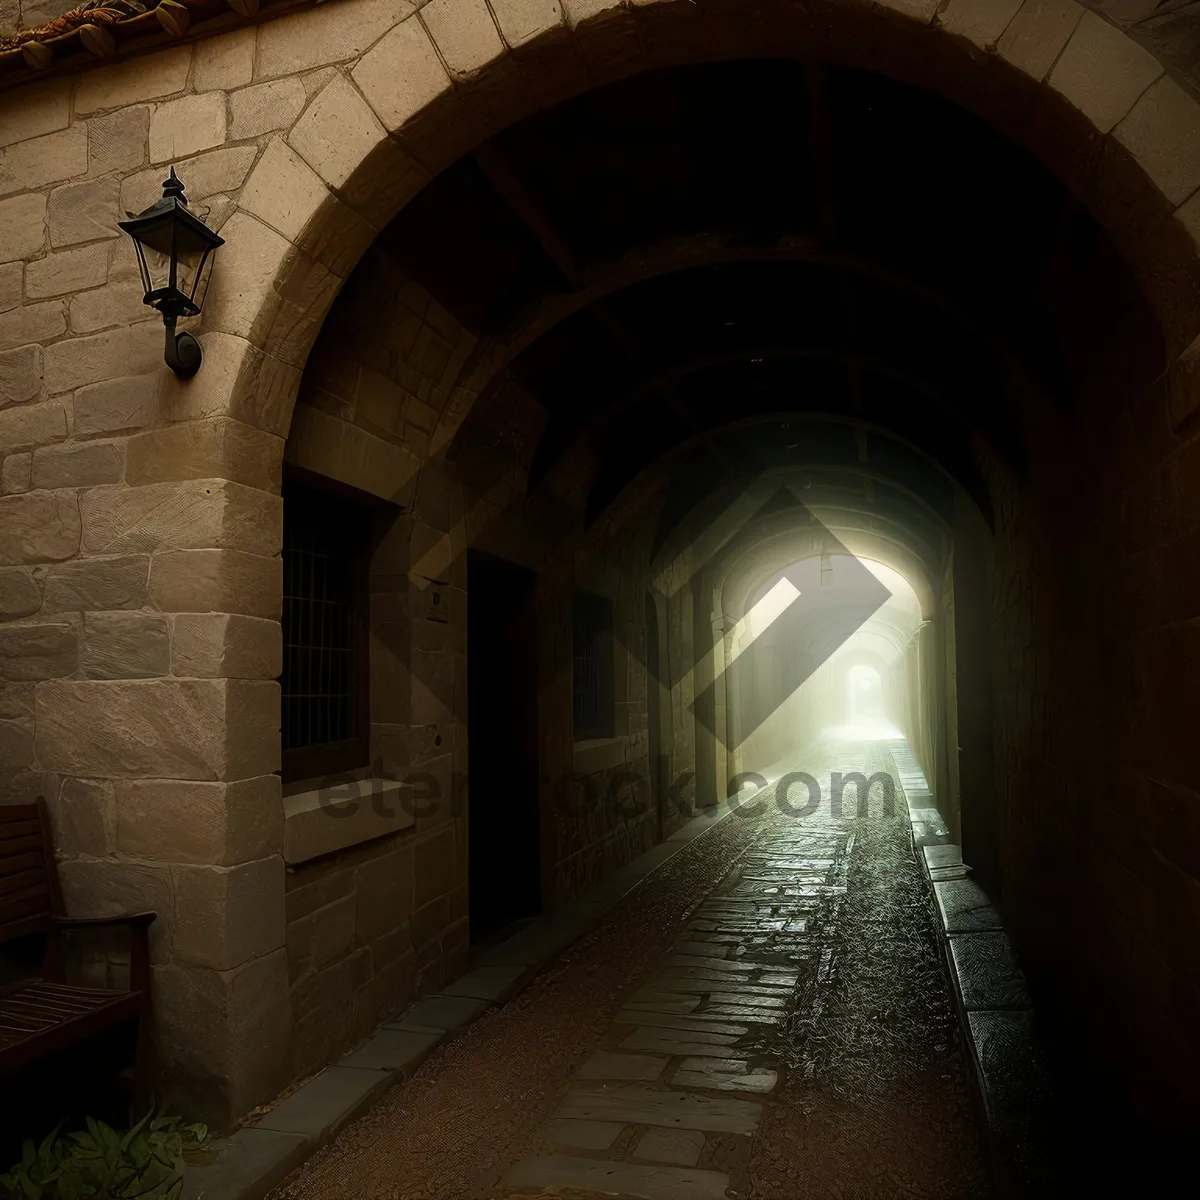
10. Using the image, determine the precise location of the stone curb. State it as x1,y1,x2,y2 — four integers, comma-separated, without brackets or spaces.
916,839,1072,1198
182,800,737,1200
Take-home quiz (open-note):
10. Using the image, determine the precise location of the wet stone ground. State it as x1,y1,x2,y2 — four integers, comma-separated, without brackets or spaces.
270,739,991,1200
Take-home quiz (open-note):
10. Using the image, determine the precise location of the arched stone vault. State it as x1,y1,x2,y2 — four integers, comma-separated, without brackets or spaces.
2,0,1200,1133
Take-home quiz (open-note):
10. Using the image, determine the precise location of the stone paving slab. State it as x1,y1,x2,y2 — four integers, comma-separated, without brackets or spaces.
619,1027,743,1057
555,1084,763,1134
502,1154,731,1199
633,1127,705,1167
546,1119,627,1149
613,1009,750,1036
670,1058,778,1093
576,1051,670,1080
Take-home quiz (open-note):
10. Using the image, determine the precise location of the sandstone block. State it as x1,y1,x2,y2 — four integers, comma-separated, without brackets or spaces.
0,681,34,720
33,440,124,489
174,856,286,970
87,105,150,177
35,677,279,779
153,950,292,1127
149,93,228,165
47,776,114,857
0,490,80,564
48,176,120,248
0,301,66,352
0,566,40,620
74,46,192,116
413,825,456,907
285,404,420,505
123,146,258,215
351,19,453,133
0,262,20,313
199,212,291,352
935,0,1024,49
0,399,67,456
47,324,163,394
356,844,414,942
1114,76,1200,208
0,345,42,408
0,193,46,263
81,479,282,557
0,125,87,196
194,28,256,92
291,74,392,193
73,372,159,436
57,858,173,957
997,0,1084,82
172,613,282,679
288,893,358,978
230,77,307,140
149,549,282,618
82,611,169,678
0,622,77,680
0,716,34,775
255,0,414,80
238,138,330,246
69,279,152,335
1048,11,1162,135
1,452,30,495
126,416,285,492
422,0,506,77
42,554,149,611
25,243,109,299
116,774,282,866
490,0,564,48
0,79,70,149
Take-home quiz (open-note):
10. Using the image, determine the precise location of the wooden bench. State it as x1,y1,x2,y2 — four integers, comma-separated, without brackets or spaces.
0,798,155,1108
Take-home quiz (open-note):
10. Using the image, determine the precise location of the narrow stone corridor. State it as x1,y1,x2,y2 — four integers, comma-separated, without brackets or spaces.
269,740,989,1200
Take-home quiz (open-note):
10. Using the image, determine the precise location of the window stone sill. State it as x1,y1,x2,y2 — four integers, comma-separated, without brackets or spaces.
283,777,415,865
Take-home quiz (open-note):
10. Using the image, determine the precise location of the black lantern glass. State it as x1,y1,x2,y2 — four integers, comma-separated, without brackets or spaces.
118,168,224,378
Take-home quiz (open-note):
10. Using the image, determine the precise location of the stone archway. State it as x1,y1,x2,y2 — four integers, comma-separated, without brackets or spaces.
2,0,1200,1129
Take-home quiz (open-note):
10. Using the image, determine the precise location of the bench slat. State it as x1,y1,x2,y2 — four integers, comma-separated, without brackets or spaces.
0,853,42,880
0,834,43,857
0,869,44,897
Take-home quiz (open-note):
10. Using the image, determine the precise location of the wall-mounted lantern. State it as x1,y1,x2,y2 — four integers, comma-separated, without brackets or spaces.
118,167,224,379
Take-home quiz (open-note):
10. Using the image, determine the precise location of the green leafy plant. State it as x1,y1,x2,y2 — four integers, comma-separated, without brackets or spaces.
0,1107,209,1199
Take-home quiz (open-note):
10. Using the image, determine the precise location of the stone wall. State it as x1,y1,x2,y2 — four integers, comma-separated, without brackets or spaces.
986,216,1200,1132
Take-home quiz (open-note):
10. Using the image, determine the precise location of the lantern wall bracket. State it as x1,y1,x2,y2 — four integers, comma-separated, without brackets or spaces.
163,315,202,379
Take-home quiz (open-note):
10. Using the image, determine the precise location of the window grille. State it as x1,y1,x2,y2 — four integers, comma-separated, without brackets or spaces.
281,481,370,781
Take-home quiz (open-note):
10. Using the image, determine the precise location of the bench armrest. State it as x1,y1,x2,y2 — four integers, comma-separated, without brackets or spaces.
52,911,157,931
50,912,157,994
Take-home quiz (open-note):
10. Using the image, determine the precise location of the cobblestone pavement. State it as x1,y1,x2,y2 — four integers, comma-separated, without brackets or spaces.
271,738,990,1200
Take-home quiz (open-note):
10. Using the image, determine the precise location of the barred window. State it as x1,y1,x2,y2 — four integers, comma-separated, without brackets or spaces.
573,592,614,740
281,477,371,782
